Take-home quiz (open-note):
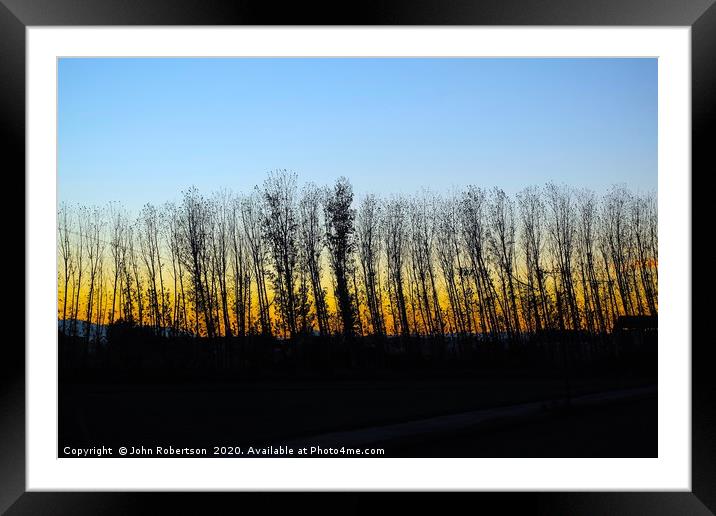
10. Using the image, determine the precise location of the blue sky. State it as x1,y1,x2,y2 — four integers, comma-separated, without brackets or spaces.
58,58,657,212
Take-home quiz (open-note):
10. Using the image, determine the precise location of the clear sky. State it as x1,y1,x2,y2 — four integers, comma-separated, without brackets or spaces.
58,57,657,212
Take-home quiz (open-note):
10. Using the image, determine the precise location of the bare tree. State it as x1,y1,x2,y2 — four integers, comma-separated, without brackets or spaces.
435,191,472,335
631,192,658,316
84,206,105,340
407,192,444,336
597,211,619,330
356,194,384,336
138,203,168,332
487,187,521,337
126,223,145,328
107,203,127,326
517,187,551,333
460,186,499,336
383,197,410,337
323,177,357,337
69,206,87,337
295,234,314,336
299,185,330,336
261,170,300,338
545,183,580,330
242,192,272,337
119,223,134,324
165,201,188,334
179,187,214,337
209,191,233,338
229,194,252,337
58,203,74,335
602,185,635,318
576,189,605,333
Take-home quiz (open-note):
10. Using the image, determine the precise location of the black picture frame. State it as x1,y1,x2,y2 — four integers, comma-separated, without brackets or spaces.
3,0,712,513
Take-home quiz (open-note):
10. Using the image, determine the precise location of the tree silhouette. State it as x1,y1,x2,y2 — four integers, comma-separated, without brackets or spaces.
356,194,384,336
57,172,657,343
299,184,330,336
324,177,357,337
261,170,300,338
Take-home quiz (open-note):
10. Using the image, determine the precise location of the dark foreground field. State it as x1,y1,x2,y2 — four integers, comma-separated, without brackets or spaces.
59,375,656,458
59,326,657,458
397,394,657,457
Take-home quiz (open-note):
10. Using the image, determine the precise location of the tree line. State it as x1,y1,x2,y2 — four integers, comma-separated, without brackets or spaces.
58,170,657,341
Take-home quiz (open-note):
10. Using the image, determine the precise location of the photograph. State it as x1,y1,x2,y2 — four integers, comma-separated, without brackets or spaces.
56,56,658,459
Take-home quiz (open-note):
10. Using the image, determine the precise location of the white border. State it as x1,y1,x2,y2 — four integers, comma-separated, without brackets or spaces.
27,27,691,491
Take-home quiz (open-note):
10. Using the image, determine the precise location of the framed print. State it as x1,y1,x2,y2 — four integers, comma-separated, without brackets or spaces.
3,0,714,513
